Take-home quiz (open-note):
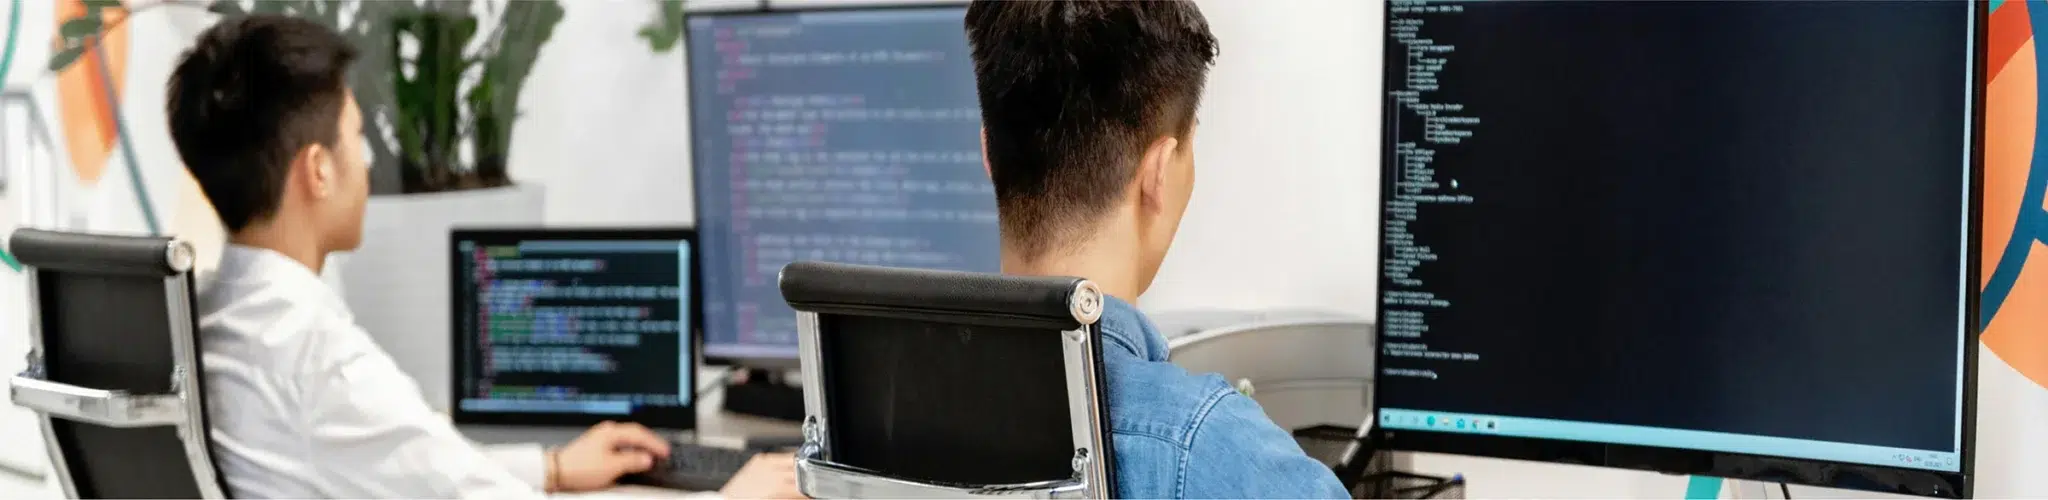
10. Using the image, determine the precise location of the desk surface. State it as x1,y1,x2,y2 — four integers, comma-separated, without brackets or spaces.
460,376,802,499
463,376,801,444
555,485,723,499
693,383,804,444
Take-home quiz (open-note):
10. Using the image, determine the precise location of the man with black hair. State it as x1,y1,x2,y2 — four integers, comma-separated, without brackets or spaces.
965,1,1348,498
167,15,800,499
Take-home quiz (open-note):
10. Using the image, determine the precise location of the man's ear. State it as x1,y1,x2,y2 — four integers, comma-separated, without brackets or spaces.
1136,135,1179,212
294,143,335,199
980,128,993,180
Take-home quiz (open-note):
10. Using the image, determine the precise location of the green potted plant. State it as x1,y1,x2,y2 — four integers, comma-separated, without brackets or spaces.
53,0,563,195
210,0,562,194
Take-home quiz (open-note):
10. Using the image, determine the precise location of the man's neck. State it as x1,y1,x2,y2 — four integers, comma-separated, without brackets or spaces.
230,224,326,274
1002,240,1145,304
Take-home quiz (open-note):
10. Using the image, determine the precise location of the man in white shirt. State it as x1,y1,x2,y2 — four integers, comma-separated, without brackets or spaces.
164,14,800,499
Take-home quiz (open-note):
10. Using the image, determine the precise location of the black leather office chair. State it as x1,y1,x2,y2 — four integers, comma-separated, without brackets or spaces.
779,261,1116,499
6,229,228,498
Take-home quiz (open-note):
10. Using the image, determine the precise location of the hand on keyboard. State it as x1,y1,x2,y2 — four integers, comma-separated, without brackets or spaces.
718,453,806,500
619,440,773,493
554,421,672,493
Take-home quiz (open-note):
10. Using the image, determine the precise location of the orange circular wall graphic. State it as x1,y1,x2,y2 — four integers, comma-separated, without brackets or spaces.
1983,0,2048,389
53,0,127,186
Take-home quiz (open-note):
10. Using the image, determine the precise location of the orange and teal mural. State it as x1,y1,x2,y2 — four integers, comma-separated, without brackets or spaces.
1985,0,2048,389
0,0,141,273
52,0,129,186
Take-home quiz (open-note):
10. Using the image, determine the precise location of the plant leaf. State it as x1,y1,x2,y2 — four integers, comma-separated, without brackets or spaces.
639,0,686,53
81,0,124,11
645,30,682,52
48,46,87,72
59,18,103,38
659,0,684,28
253,0,290,15
207,0,246,15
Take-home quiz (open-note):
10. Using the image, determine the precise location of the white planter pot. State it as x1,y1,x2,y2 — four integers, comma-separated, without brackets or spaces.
335,184,545,412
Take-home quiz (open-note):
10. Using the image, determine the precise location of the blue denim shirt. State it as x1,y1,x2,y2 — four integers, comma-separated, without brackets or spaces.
1099,296,1349,499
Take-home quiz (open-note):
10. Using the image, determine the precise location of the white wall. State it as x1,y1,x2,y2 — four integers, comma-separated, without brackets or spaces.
514,0,694,227
1138,0,1383,317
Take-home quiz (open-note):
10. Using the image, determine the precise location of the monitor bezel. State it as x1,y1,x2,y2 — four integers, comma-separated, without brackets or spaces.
681,0,970,368
447,227,702,430
1366,2,1986,497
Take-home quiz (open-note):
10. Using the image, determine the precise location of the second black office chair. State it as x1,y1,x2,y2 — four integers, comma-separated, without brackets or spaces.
779,260,1116,499
7,228,229,498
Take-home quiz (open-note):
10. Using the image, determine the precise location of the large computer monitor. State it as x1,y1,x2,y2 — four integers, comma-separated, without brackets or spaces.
1371,1,1981,497
449,228,699,428
686,5,997,365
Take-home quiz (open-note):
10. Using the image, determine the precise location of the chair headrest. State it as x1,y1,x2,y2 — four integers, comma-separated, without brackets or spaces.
778,261,1102,330
8,228,193,277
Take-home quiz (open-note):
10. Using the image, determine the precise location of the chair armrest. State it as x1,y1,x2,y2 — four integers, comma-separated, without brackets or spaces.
778,261,1102,330
9,374,185,428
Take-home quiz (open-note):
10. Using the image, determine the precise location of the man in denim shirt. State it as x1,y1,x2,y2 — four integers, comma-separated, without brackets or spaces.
964,2,1348,498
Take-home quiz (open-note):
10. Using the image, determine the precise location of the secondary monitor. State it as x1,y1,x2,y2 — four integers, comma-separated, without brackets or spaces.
1371,1,1980,497
449,228,699,428
687,5,998,364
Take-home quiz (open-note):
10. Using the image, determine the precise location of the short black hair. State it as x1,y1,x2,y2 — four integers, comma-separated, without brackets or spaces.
166,14,357,233
966,0,1217,258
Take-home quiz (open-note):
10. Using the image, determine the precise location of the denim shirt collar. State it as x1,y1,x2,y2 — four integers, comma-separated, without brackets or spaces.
1097,295,1169,362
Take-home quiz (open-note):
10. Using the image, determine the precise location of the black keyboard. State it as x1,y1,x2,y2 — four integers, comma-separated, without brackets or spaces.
618,440,759,491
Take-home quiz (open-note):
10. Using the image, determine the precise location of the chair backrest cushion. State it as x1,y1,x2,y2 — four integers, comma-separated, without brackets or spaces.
819,313,1076,485
39,272,210,498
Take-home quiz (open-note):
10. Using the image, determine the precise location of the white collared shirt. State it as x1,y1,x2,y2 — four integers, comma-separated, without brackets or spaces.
197,244,548,499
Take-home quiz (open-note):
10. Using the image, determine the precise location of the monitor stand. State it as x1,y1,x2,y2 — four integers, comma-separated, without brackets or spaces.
1332,424,1464,499
720,368,805,422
